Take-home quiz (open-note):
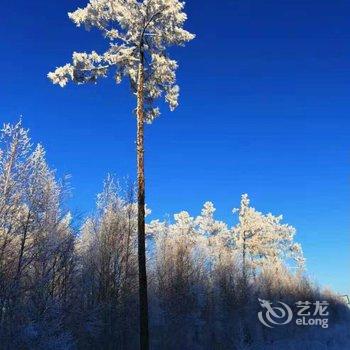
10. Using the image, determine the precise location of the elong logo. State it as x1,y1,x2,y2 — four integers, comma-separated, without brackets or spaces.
258,298,329,329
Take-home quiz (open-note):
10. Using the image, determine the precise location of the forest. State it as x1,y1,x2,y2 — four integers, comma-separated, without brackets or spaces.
0,121,349,349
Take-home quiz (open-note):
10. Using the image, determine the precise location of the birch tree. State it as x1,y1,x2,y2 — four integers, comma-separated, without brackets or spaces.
48,2,194,348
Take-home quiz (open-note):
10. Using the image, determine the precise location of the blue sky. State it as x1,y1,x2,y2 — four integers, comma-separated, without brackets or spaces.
1,0,349,294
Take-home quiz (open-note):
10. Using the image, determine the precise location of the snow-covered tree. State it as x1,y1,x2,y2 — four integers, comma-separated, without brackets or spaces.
195,202,230,264
48,2,194,347
147,202,230,268
232,194,305,282
146,199,309,348
0,122,75,349
75,176,140,348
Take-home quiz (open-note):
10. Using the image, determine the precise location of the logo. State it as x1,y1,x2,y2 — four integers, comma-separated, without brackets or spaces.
258,298,293,328
258,299,329,329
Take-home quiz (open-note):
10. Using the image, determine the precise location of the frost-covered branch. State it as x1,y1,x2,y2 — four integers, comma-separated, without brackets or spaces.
48,0,195,122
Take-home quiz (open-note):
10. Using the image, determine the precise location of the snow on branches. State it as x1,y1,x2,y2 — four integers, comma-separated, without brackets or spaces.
48,0,195,122
233,194,305,271
146,195,305,273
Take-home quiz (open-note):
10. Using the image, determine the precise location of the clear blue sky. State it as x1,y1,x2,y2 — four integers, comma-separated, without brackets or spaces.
1,0,349,294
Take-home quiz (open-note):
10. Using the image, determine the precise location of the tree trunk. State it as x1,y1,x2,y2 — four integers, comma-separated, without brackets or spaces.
242,233,247,286
136,56,149,350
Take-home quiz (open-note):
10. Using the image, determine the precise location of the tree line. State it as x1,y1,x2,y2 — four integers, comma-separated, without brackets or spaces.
0,121,349,350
